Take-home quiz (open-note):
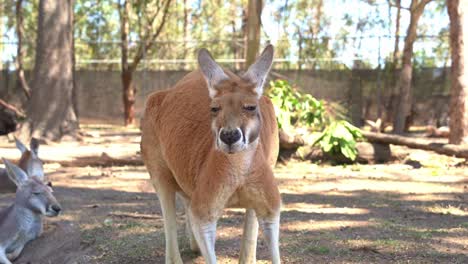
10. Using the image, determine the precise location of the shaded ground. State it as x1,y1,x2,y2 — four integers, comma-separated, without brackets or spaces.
0,124,467,263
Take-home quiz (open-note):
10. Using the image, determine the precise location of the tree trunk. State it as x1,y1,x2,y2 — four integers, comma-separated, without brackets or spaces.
121,70,136,126
119,0,133,126
383,0,402,127
182,0,188,69
392,0,402,66
447,0,468,144
393,0,432,134
245,0,263,67
20,0,78,141
15,0,31,99
118,0,171,126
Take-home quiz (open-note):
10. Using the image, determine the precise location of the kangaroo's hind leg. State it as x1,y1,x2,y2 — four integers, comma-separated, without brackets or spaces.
178,194,200,253
149,165,183,264
239,209,259,264
6,245,24,261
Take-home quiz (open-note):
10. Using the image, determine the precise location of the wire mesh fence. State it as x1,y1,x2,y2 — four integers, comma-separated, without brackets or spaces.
0,35,451,126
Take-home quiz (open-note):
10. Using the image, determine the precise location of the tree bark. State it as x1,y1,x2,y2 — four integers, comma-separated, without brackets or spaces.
121,69,136,126
20,0,78,141
393,0,432,134
119,0,133,126
245,0,263,67
15,0,31,99
362,131,468,158
119,0,171,126
392,0,402,66
447,0,468,144
385,0,402,127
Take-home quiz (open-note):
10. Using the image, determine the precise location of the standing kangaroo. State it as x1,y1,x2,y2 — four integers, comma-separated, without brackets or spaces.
0,159,61,264
0,138,44,193
141,45,281,263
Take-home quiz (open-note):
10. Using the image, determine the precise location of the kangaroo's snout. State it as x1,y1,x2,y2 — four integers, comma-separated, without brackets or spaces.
220,128,242,146
48,204,62,216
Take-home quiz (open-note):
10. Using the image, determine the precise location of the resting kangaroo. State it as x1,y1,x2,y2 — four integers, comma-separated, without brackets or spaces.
0,138,44,193
141,45,281,263
0,159,61,264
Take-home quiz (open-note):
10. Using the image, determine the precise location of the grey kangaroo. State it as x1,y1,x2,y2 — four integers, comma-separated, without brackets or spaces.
0,159,61,264
0,138,44,193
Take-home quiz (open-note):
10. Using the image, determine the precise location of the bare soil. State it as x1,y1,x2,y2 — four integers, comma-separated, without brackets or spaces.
0,124,467,264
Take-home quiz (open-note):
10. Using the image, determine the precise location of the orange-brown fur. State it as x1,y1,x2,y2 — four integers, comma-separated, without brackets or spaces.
141,69,280,222
17,151,32,170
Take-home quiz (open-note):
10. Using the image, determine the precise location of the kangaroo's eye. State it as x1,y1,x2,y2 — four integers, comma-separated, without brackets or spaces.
33,192,41,195
243,105,257,111
211,107,220,113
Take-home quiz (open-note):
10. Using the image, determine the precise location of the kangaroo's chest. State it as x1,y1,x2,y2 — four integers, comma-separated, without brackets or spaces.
5,221,41,254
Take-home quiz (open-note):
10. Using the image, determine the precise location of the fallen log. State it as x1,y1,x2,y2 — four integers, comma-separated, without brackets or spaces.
362,131,468,159
279,129,304,150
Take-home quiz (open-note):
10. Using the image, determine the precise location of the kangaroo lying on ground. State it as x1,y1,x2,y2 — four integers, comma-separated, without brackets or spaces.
0,138,44,193
0,159,61,264
141,45,281,263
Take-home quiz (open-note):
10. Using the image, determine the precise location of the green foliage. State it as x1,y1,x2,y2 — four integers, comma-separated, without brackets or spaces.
313,120,363,161
268,79,363,161
267,80,324,132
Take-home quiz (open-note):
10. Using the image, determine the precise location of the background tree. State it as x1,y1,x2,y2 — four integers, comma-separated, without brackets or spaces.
20,0,78,141
118,0,171,126
447,0,468,144
245,0,262,67
393,0,433,134
15,0,31,99
74,0,120,70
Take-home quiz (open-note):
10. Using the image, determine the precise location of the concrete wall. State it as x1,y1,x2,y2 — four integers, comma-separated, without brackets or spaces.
0,68,451,126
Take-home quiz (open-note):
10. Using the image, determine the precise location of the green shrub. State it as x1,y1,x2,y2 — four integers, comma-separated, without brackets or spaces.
267,80,325,132
313,120,363,161
267,79,364,162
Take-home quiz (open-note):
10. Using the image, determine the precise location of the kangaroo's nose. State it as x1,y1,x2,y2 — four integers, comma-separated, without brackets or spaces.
220,129,241,145
51,205,62,213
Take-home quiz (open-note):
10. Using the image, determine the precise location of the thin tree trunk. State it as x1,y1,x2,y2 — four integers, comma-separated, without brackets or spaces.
119,0,171,126
447,0,468,144
245,0,263,67
384,0,402,127
15,0,31,99
182,0,188,69
392,0,402,66
71,5,79,122
20,0,78,141
121,69,136,126
119,0,134,126
393,0,432,134
297,30,303,71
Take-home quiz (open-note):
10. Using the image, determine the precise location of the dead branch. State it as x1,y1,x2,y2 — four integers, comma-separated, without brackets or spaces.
43,152,143,167
362,131,468,159
0,99,26,118
108,212,161,220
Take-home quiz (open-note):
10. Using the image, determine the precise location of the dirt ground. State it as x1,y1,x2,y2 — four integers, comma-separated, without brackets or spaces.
0,124,467,264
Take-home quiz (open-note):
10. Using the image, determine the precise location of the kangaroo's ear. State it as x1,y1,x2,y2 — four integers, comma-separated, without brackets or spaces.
15,137,28,154
2,158,29,187
243,45,274,98
30,138,39,156
198,48,229,98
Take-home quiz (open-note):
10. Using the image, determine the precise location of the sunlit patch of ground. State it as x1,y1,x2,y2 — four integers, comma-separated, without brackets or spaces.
1,126,467,263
